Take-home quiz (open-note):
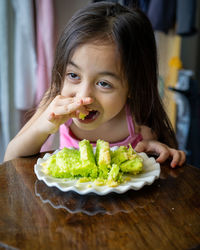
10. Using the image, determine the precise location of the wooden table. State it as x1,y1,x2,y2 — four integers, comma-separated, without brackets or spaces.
0,155,200,250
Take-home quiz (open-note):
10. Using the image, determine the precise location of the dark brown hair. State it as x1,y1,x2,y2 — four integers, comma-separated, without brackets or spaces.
47,1,177,148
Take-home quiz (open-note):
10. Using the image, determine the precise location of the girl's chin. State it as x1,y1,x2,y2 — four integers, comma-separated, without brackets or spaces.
72,120,100,131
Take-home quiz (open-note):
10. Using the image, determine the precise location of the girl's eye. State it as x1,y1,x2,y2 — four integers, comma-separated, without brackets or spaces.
97,81,112,89
68,73,80,80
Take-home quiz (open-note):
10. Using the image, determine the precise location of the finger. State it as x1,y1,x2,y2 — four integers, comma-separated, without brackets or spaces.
134,141,148,152
47,112,56,122
48,112,59,122
56,96,93,107
47,112,63,122
80,97,93,105
50,98,90,116
52,95,74,105
135,140,166,157
143,141,170,162
54,95,83,103
178,150,186,166
155,149,170,163
169,149,181,168
67,100,92,116
135,140,171,163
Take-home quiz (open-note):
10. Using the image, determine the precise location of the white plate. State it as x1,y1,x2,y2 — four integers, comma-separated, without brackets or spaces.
34,148,160,195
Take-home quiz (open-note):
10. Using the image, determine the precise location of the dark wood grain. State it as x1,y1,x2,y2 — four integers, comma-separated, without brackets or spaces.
0,156,199,250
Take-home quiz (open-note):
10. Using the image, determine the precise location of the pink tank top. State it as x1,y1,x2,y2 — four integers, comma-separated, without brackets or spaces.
59,105,143,149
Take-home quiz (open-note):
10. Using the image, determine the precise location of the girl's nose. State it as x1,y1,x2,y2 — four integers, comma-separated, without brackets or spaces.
76,82,93,99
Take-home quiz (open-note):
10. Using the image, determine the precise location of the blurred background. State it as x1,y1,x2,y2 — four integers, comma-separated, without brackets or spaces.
0,0,199,167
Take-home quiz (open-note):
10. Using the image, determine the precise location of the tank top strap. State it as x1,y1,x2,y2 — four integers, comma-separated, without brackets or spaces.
66,118,73,127
125,104,135,137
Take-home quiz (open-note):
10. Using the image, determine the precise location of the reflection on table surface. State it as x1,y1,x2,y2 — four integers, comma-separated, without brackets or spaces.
35,180,159,216
0,156,199,250
34,160,186,216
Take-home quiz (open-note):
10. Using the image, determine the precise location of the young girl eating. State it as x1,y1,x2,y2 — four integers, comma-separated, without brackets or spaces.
4,2,185,167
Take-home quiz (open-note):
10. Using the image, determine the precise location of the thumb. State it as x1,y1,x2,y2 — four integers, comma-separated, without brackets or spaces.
134,141,148,152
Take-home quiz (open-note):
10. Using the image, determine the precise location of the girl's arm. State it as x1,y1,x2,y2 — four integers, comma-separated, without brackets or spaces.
4,106,49,161
135,125,186,168
4,93,93,161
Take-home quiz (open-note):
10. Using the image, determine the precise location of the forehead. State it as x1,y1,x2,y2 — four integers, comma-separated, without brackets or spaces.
69,41,122,72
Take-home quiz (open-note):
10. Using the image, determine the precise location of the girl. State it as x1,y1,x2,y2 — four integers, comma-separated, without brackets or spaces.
4,2,185,167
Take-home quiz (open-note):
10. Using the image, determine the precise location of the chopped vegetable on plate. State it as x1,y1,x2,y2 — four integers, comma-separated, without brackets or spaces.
41,139,143,187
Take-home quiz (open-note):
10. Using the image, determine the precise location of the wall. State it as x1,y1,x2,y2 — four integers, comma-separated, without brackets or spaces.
180,0,200,83
54,0,91,41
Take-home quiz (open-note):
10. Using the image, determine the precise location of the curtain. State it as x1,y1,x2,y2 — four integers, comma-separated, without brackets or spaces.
35,0,56,152
0,0,21,162
0,0,56,163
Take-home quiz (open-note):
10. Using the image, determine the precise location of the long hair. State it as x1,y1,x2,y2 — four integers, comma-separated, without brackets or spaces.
47,1,177,148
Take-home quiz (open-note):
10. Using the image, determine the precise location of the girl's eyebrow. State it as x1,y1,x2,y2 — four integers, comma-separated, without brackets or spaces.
68,61,80,69
68,60,120,81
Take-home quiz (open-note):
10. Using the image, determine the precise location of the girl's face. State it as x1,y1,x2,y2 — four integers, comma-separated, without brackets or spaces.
61,41,129,131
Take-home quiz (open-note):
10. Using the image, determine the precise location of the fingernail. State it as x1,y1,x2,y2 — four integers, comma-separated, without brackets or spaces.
85,97,93,102
48,112,54,120
171,163,176,168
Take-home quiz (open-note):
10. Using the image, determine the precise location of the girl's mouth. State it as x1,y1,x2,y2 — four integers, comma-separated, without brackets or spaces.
78,110,99,123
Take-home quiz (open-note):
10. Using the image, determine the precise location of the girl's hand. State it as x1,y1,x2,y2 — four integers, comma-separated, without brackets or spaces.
41,95,93,134
134,140,186,168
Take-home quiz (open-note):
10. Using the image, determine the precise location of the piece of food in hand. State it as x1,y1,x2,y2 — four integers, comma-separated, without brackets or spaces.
95,139,111,178
79,112,87,120
79,139,98,178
